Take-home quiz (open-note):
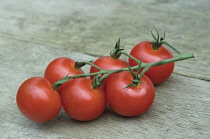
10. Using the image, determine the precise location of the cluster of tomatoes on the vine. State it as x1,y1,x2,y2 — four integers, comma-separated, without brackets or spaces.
16,31,175,122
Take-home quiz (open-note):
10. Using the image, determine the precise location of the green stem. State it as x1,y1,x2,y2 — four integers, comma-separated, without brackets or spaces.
85,61,103,70
121,51,139,63
74,62,86,69
98,71,116,84
52,52,195,90
162,40,182,54
139,53,195,79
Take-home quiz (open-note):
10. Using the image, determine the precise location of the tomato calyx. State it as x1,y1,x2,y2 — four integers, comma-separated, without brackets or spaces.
124,61,144,89
110,38,124,59
92,74,103,89
151,26,165,50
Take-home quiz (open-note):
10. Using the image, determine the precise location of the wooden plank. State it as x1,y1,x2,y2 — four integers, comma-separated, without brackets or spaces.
0,1,210,138
0,0,209,80
0,38,209,138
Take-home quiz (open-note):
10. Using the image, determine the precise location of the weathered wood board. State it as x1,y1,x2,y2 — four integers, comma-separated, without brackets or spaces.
0,0,209,138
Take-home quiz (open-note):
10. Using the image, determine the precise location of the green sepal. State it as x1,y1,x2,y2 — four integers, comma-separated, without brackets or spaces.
151,31,158,42
151,26,164,50
137,58,143,75
132,79,144,84
110,38,124,59
124,60,145,89
124,83,138,89
151,25,159,42
127,63,136,79
160,31,166,41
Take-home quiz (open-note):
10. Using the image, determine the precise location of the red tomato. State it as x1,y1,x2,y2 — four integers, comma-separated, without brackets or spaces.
129,41,174,85
90,56,127,87
44,57,84,94
62,78,106,121
106,71,155,117
16,77,62,122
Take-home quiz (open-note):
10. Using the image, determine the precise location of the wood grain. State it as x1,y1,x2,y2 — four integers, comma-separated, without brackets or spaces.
0,0,209,138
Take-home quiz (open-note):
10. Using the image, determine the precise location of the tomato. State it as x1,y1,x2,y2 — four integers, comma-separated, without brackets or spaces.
90,56,127,87
16,77,62,122
129,41,174,85
62,78,106,121
106,71,155,117
44,57,84,94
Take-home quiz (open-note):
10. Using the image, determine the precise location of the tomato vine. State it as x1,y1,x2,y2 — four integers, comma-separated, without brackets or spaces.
52,38,195,90
16,27,196,122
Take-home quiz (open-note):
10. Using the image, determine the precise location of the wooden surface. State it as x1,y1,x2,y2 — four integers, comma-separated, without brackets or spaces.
0,0,210,139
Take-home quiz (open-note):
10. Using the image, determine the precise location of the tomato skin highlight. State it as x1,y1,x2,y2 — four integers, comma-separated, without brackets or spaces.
44,57,84,94
90,56,127,87
129,41,174,85
106,71,155,117
16,77,62,122
62,78,106,121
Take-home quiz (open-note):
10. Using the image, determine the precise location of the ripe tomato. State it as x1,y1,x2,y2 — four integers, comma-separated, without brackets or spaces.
62,78,106,121
16,77,62,122
129,41,174,85
44,57,84,94
90,56,127,87
106,71,155,117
